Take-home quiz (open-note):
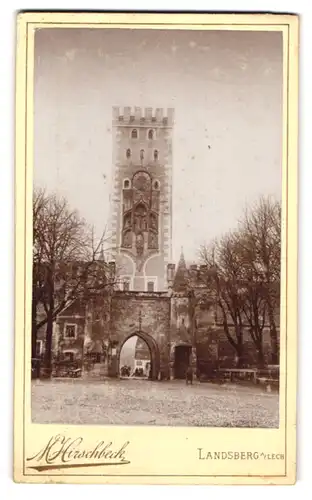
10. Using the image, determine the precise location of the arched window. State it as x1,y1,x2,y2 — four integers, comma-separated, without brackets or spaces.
134,203,148,232
131,129,138,139
126,148,131,159
148,129,154,140
140,149,145,161
153,149,159,161
123,179,130,189
153,180,160,190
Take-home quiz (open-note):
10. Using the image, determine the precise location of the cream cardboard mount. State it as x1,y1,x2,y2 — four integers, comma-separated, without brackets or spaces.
14,12,298,485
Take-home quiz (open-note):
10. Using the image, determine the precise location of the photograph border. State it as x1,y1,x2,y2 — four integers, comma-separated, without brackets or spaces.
14,12,298,485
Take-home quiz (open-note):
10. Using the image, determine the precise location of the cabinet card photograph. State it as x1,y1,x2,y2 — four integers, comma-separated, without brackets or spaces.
14,12,298,484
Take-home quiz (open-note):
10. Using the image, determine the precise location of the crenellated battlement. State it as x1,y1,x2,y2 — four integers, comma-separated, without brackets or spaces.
113,106,174,127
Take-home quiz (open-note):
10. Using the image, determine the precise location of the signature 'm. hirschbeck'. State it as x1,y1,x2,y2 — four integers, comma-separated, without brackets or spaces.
26,434,130,471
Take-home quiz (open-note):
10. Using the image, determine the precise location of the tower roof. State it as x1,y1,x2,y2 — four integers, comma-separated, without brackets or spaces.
173,248,189,291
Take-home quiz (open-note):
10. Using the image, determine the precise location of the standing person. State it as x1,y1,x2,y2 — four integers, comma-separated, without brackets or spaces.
186,365,193,385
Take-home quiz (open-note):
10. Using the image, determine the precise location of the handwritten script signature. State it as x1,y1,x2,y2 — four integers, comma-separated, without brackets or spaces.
26,434,130,471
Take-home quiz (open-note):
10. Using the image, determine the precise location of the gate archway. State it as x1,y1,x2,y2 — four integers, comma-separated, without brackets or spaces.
117,331,160,380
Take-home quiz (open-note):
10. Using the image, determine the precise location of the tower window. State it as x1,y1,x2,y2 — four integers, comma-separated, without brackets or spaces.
140,149,145,161
154,149,159,161
123,179,130,189
147,281,155,292
131,129,138,139
126,148,131,159
148,129,154,140
153,180,160,190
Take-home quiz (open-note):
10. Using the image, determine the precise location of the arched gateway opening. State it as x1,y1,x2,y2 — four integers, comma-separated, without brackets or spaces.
117,332,160,381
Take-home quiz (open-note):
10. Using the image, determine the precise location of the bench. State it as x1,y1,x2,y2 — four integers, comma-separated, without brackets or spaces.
257,377,279,385
218,368,258,383
68,368,82,378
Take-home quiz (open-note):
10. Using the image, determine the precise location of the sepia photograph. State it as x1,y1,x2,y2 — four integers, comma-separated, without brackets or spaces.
31,26,283,428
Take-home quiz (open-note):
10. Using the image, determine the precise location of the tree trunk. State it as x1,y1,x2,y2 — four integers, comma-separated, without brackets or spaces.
236,316,244,367
224,322,244,368
31,287,38,360
257,342,265,368
43,311,53,378
235,342,244,368
267,300,279,364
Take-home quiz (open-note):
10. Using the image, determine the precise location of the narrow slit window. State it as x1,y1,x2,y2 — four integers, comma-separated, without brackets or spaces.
154,149,159,161
140,149,145,161
126,148,131,158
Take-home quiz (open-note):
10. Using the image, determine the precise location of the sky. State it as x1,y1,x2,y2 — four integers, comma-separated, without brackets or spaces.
34,28,283,263
120,336,137,362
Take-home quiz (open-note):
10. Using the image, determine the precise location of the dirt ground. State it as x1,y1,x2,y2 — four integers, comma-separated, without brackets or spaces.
31,378,279,428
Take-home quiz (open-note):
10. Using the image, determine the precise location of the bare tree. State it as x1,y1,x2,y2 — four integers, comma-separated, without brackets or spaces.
199,196,281,368
32,188,49,358
239,197,281,364
32,189,115,376
200,234,246,367
239,278,268,367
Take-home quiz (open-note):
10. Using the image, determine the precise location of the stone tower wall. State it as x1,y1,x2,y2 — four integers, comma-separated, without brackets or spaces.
109,106,174,291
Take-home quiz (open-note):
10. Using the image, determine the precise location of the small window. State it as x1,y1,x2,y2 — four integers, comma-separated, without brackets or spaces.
148,129,154,140
131,129,138,139
147,281,155,292
88,352,101,363
126,148,131,159
123,179,130,189
154,149,159,161
153,180,160,190
64,351,74,362
64,324,77,339
140,149,145,161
